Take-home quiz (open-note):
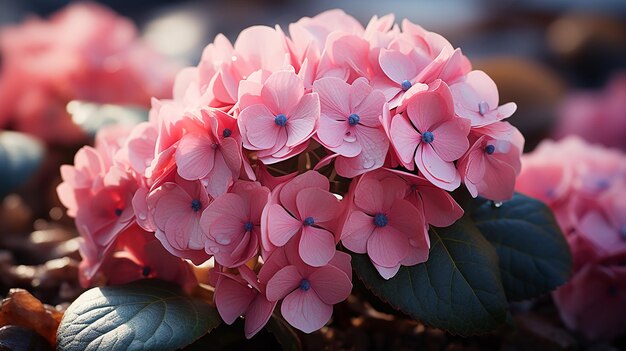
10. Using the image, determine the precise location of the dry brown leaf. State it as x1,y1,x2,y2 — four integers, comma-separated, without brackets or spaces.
0,289,63,346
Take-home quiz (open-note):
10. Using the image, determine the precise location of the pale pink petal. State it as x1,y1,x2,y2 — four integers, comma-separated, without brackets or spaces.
215,277,256,324
389,114,420,168
295,187,340,225
313,77,351,117
266,265,302,301
176,133,216,180
367,226,409,268
281,289,332,333
299,226,336,267
335,126,388,177
387,199,423,236
286,93,319,147
379,49,418,84
419,186,463,227
352,88,386,128
279,171,329,217
239,104,281,150
309,265,352,304
415,144,460,190
261,70,305,115
244,295,277,339
267,204,302,247
328,251,352,278
340,211,375,253
406,81,454,132
373,263,401,280
317,115,349,149
479,158,517,202
431,119,470,162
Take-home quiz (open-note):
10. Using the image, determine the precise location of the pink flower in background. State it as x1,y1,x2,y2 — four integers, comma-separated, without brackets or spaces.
341,172,429,279
214,265,276,339
0,2,177,143
449,70,517,127
238,70,320,164
200,181,270,268
266,171,340,267
389,80,470,191
313,77,388,177
147,175,212,264
516,137,626,340
176,108,242,197
263,249,352,333
555,73,626,151
100,225,196,288
458,122,524,201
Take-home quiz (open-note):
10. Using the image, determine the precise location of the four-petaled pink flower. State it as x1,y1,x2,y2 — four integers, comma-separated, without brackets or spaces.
263,249,352,333
200,181,270,268
147,175,211,264
389,80,470,191
266,171,341,267
214,265,277,339
176,107,242,197
238,70,320,164
313,77,388,177
341,173,429,279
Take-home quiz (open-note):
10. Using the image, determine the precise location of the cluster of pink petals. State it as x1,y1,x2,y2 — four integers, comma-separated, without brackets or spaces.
0,3,178,144
554,73,626,151
57,9,524,336
516,137,626,340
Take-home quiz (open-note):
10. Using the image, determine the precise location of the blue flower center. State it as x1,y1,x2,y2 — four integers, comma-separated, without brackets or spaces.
114,208,123,217
401,80,412,91
421,131,434,144
274,114,288,127
303,216,315,226
485,144,495,155
191,199,202,212
373,213,388,227
142,266,151,277
222,128,232,138
348,113,360,126
244,221,254,232
299,279,311,291
478,101,489,116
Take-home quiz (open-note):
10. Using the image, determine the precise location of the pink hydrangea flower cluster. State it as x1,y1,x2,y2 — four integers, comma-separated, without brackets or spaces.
58,10,523,337
554,73,626,151
0,3,178,144
516,137,626,340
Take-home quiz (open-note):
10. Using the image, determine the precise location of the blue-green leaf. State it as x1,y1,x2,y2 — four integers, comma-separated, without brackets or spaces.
0,131,44,197
56,279,220,351
350,218,509,335
470,193,572,301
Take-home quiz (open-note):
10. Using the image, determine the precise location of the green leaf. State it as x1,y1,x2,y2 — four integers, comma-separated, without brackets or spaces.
56,279,221,351
469,193,572,301
0,131,44,197
350,218,509,335
264,314,302,351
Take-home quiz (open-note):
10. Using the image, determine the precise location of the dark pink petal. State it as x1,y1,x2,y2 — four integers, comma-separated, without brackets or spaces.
244,294,277,339
281,289,332,333
299,226,336,267
267,204,302,247
341,211,375,253
215,277,256,324
266,265,302,301
296,187,340,225
309,265,352,305
367,226,409,268
354,177,385,214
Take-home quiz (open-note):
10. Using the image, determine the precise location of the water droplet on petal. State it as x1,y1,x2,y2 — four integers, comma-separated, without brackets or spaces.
201,179,209,187
478,101,489,116
362,155,375,169
208,246,220,254
492,201,503,208
138,213,147,220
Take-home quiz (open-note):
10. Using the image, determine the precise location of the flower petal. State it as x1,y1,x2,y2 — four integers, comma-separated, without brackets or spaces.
267,204,302,247
299,226,336,267
309,265,352,305
281,289,332,333
266,265,302,301
367,227,408,268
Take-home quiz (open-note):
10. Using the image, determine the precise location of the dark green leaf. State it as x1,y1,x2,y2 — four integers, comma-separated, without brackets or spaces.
56,279,220,351
350,218,509,335
0,131,44,197
470,193,572,301
264,315,302,351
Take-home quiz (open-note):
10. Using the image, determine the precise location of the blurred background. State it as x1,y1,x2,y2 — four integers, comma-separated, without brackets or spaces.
0,1,625,349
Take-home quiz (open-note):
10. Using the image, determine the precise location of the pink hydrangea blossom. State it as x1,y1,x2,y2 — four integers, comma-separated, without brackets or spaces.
341,172,429,279
389,80,470,191
313,77,388,177
261,247,352,333
146,175,212,264
265,171,341,267
200,181,270,267
214,265,277,339
516,137,626,340
238,70,320,164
